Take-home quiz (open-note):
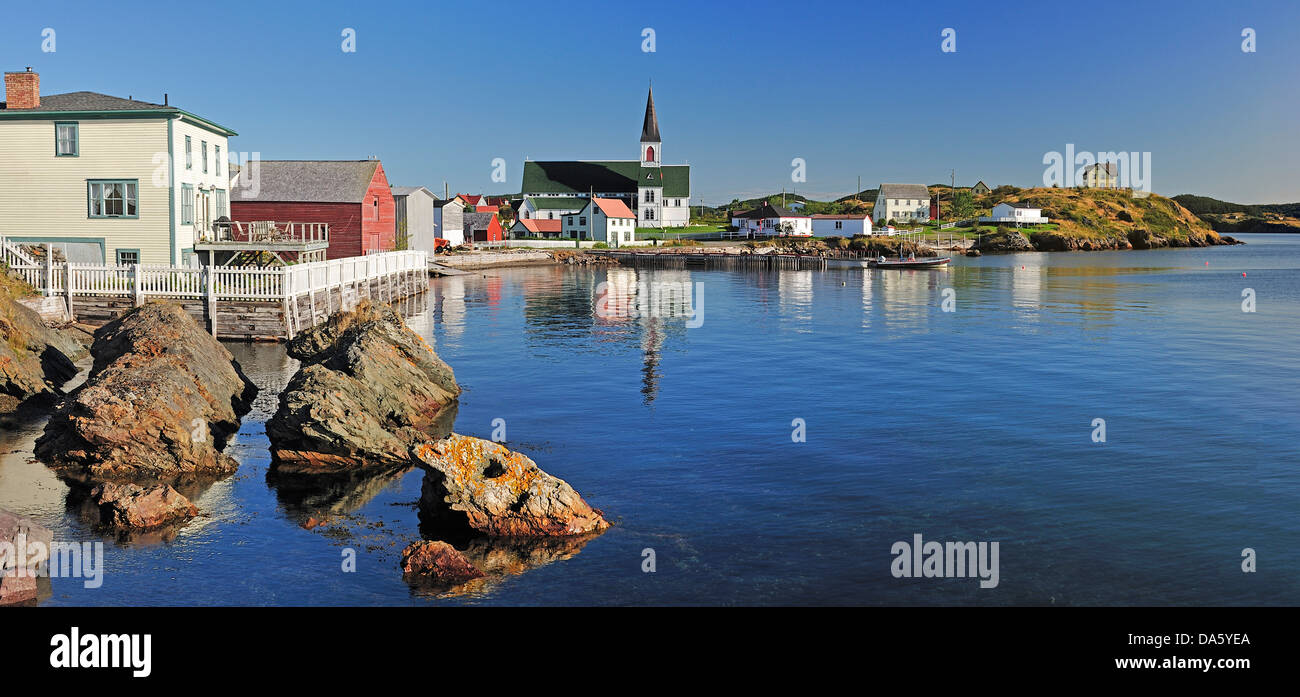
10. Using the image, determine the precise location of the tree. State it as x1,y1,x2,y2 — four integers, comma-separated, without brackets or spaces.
951,189,976,221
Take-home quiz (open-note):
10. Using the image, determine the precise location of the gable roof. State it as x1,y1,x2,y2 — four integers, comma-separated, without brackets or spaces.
0,90,237,135
972,180,990,189
878,183,931,200
459,194,483,206
522,160,689,197
392,185,435,199
738,202,805,219
641,86,661,142
230,160,382,203
591,197,635,218
514,219,562,234
1083,162,1118,175
463,211,498,231
529,196,589,210
433,197,463,209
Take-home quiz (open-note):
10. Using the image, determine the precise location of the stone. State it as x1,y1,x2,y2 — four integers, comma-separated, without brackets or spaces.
267,301,460,474
399,540,485,585
35,302,257,483
90,481,198,529
416,434,610,537
0,282,86,418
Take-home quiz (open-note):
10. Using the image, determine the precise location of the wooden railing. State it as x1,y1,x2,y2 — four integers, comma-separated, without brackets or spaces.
7,250,426,303
203,221,330,245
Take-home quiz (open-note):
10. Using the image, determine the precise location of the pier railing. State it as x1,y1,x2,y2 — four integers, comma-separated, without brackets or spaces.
7,248,426,303
203,221,330,245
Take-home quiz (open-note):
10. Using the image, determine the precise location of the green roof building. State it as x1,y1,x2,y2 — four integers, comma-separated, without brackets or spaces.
518,87,691,228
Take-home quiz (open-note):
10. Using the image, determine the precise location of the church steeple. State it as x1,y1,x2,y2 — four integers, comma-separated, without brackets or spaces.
641,85,661,142
640,85,661,167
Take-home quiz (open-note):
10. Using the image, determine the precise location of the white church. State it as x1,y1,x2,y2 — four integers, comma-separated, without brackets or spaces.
518,87,691,228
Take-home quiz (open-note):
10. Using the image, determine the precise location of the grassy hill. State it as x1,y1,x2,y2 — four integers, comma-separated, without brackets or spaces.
1172,194,1300,233
986,187,1227,250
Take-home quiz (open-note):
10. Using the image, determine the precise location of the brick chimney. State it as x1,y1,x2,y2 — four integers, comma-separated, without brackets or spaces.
4,68,39,109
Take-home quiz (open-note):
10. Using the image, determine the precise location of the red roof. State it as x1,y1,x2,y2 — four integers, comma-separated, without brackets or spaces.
458,194,483,206
475,204,498,212
592,197,635,218
516,219,562,234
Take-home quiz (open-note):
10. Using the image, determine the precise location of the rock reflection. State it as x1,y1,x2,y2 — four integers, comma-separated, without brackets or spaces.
403,533,602,599
267,466,414,527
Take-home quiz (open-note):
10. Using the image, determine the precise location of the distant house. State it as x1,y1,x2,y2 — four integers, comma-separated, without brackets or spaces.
434,197,466,246
733,202,812,237
230,160,395,259
0,68,237,266
392,186,437,254
463,211,503,244
560,197,637,247
1081,163,1118,188
971,180,991,196
981,203,1048,225
510,218,563,238
517,195,590,221
873,184,931,224
811,214,871,237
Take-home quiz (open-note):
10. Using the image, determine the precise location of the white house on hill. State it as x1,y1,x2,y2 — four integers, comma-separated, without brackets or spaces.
981,203,1048,225
873,183,931,224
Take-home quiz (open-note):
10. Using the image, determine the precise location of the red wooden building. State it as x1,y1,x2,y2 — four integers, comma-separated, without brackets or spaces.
230,160,395,259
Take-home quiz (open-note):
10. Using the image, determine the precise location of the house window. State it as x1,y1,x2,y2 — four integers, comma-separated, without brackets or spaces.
185,136,192,169
373,198,379,219
215,189,227,217
55,122,78,156
548,212,554,219
181,184,194,224
201,141,208,173
835,221,843,229
646,209,655,221
88,180,138,218
115,249,140,265
579,217,586,226
214,145,221,176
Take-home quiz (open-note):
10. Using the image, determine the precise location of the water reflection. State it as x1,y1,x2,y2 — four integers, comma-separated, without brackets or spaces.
404,533,602,599
268,467,414,526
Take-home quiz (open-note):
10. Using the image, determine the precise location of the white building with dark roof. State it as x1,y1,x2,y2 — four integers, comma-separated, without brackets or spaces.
0,69,237,266
392,186,438,254
873,183,931,224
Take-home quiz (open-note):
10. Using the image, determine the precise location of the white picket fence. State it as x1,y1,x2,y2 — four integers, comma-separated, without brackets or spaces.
6,248,426,304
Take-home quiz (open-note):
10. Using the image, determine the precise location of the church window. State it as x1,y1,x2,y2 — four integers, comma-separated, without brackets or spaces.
646,145,655,161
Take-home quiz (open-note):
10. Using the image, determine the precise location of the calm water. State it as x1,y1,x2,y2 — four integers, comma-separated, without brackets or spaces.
4,233,1298,606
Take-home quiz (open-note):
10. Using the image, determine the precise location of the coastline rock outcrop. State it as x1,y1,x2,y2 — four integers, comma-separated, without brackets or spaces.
399,540,485,585
416,434,610,537
91,482,198,529
266,301,460,475
973,229,1035,253
35,302,257,483
0,286,87,418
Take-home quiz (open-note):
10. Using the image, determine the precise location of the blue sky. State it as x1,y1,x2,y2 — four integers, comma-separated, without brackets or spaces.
3,0,1298,204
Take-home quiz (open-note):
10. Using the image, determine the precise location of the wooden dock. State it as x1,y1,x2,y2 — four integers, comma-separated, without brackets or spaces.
592,250,828,270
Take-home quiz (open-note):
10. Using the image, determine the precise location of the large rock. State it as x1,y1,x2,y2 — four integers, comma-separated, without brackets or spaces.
90,482,198,529
0,508,52,606
35,302,257,483
0,285,86,418
974,228,1035,252
399,540,485,585
416,434,609,537
267,301,460,475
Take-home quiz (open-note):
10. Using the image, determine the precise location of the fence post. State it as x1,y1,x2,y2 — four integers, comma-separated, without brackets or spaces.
65,262,74,322
205,265,217,336
282,266,294,340
45,243,54,296
132,263,144,307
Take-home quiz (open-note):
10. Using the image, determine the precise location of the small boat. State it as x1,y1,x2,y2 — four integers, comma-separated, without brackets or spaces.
868,255,951,269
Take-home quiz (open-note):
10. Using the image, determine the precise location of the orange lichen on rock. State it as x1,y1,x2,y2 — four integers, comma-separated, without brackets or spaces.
415,434,609,537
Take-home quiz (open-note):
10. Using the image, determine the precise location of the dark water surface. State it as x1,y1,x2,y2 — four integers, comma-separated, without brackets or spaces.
4,233,1297,605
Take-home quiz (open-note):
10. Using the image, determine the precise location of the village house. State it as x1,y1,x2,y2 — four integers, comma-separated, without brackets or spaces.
229,159,395,260
811,213,872,237
732,202,812,237
873,184,932,224
519,87,691,228
392,185,437,254
981,202,1048,225
510,218,563,239
560,197,637,246
0,68,237,266
1081,162,1119,188
462,211,503,244
434,196,466,247
971,180,991,196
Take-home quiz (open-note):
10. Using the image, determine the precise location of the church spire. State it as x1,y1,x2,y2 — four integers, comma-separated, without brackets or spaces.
641,85,661,142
